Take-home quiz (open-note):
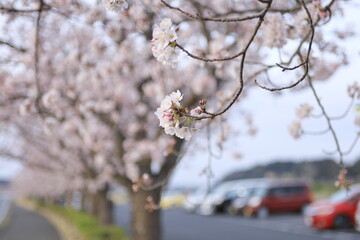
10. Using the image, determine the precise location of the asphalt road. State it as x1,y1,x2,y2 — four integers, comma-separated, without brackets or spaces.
0,201,60,240
114,205,360,240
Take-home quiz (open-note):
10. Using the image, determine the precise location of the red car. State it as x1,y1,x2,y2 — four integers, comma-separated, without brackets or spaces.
244,181,313,218
304,184,360,229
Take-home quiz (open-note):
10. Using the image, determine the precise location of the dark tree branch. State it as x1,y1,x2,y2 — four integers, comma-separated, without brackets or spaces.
0,40,27,52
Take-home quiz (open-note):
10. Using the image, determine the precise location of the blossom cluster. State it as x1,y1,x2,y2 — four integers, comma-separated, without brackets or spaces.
313,0,329,20
289,103,314,139
155,91,201,141
347,82,360,98
335,169,350,189
42,89,61,108
288,120,302,140
152,18,179,67
347,82,360,127
103,0,128,12
296,103,314,119
263,13,287,48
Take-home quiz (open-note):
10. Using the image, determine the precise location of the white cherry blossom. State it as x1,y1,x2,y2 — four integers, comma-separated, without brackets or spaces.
155,91,201,141
152,18,179,66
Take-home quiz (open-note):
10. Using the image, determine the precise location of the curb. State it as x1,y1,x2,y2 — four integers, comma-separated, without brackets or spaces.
0,195,11,229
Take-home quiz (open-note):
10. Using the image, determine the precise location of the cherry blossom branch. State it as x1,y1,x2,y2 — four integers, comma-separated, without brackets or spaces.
303,128,330,135
307,75,345,169
0,40,27,52
0,5,51,13
255,0,338,92
161,0,268,22
174,2,272,63
0,151,22,161
207,1,312,17
342,133,360,156
276,61,307,72
33,0,45,113
255,0,315,91
329,93,357,120
175,43,245,63
179,4,272,121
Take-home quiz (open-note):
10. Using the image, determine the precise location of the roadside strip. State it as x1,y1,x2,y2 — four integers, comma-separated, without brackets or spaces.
0,194,11,228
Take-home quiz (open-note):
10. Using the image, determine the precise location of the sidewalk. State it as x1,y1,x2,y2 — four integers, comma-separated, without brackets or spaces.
0,195,10,226
0,203,61,240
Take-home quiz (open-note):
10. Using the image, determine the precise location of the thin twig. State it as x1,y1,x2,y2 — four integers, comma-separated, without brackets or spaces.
255,0,315,91
0,40,27,52
308,75,345,169
161,0,267,22
329,93,357,120
303,128,330,135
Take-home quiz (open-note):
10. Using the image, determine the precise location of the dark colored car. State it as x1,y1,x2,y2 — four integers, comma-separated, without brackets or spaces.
229,187,260,215
243,180,313,218
304,184,360,229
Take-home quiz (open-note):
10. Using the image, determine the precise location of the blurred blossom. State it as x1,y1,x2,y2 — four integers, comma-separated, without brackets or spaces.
103,0,128,12
296,103,314,119
263,13,287,48
152,18,179,67
288,120,303,139
348,82,360,98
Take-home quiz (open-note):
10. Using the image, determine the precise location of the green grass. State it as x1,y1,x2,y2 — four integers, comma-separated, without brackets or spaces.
38,202,127,240
311,182,339,200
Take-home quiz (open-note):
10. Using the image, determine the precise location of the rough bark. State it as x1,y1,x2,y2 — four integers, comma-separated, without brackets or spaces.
88,184,114,225
129,187,162,240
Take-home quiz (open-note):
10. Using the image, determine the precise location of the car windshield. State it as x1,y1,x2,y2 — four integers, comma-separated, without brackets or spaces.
245,188,257,197
251,187,268,198
191,188,207,197
330,188,359,203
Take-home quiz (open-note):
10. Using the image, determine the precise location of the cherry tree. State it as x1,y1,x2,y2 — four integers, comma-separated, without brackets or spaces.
1,0,359,240
0,118,115,225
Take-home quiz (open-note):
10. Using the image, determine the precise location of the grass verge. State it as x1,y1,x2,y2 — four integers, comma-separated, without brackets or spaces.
311,182,339,200
33,200,127,240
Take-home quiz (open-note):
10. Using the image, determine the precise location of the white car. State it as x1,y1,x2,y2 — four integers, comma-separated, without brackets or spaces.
198,179,266,215
356,200,360,231
183,188,207,212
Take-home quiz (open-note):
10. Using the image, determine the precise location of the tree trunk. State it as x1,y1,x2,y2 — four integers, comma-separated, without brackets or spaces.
129,187,162,240
64,192,73,207
87,184,114,225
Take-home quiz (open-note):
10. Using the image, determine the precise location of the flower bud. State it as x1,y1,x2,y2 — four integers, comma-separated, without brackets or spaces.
195,109,202,115
199,99,207,105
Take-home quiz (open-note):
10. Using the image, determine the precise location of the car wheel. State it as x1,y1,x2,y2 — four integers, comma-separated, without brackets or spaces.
256,207,269,219
225,205,237,215
199,205,215,216
334,215,352,229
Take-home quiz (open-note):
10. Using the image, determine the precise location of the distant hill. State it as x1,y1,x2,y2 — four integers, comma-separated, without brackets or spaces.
221,159,360,183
